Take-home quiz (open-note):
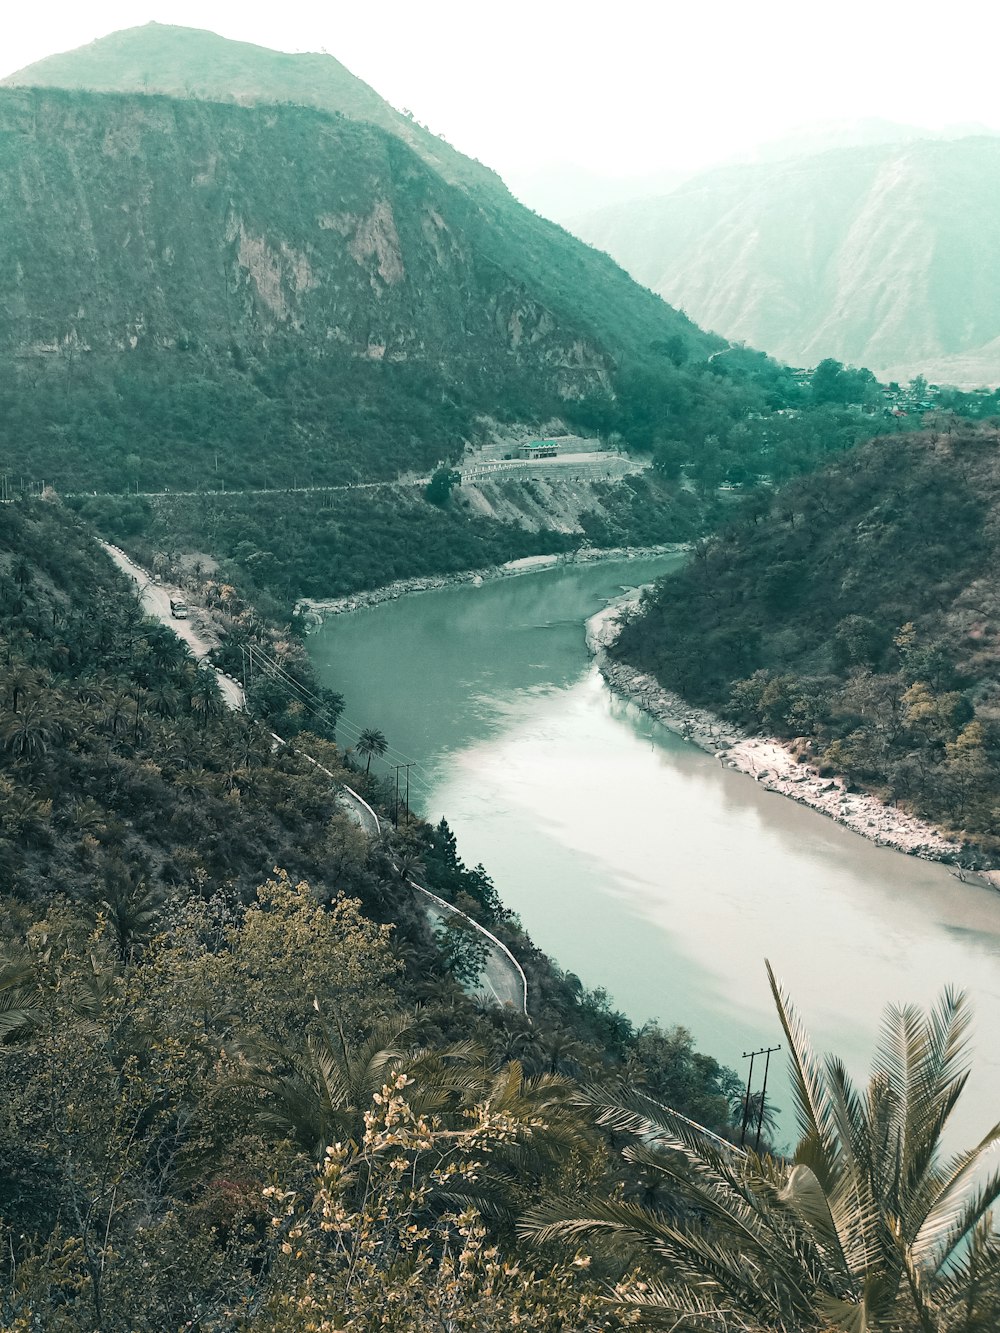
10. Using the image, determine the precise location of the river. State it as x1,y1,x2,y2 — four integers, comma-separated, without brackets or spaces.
308,555,1000,1148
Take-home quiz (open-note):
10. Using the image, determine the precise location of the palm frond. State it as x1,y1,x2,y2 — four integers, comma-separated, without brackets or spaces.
605,1274,760,1331
914,1155,1000,1275
524,1196,796,1319
767,959,842,1193
932,1212,1000,1326
820,1056,881,1279
0,957,42,1041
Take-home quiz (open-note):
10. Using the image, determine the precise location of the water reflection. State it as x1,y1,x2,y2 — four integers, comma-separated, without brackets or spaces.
309,558,1000,1150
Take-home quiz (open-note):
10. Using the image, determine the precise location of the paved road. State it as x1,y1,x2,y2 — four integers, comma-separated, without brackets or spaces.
80,480,416,500
72,453,644,503
337,784,528,1014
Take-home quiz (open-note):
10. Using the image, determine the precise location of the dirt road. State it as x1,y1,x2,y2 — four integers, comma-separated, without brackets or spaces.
101,540,527,1013
101,542,245,712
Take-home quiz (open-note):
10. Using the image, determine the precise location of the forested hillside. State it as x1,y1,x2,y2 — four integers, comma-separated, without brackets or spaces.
614,423,1000,851
0,80,716,494
0,498,743,1326
3,511,998,1331
575,137,1000,386
1,21,507,196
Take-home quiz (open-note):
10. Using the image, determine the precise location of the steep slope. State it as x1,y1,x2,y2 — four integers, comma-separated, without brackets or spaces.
0,85,713,491
575,139,1000,386
0,497,739,1328
1,22,714,369
1,21,503,197
614,424,1000,850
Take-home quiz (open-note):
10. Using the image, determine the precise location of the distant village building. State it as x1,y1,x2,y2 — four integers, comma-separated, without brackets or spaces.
517,440,559,460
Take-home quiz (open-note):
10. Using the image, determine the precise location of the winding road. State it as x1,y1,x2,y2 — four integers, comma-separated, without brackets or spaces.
101,541,528,1013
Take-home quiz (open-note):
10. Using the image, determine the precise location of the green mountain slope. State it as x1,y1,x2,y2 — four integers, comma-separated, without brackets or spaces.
1,23,715,367
0,83,714,491
614,424,1000,850
1,21,502,196
0,496,739,1325
574,139,1000,386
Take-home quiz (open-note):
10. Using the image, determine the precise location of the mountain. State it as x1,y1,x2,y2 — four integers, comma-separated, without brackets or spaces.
508,121,972,228
1,21,503,197
743,117,997,165
0,70,715,493
573,138,1000,387
614,423,1000,852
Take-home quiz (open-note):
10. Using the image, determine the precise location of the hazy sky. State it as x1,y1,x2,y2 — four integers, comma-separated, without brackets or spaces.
3,0,999,179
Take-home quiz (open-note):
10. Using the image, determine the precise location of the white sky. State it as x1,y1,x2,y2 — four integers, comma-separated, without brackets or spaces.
2,0,999,178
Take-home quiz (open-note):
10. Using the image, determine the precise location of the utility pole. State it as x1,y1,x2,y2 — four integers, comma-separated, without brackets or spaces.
391,762,413,828
740,1044,780,1149
755,1044,778,1151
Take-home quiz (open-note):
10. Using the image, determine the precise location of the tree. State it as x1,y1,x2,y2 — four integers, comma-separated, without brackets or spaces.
1,700,58,763
425,466,461,506
528,964,1000,1332
257,1079,603,1331
89,860,160,965
355,726,388,773
434,915,490,988
237,1009,481,1159
190,673,226,729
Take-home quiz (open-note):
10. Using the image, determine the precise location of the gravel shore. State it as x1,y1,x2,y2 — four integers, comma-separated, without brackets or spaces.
297,544,686,619
588,603,977,868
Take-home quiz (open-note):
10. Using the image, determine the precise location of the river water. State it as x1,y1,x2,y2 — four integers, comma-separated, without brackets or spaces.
308,556,1000,1148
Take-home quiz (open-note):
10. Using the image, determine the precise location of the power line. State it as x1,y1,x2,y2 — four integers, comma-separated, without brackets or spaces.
244,644,435,793
247,644,434,774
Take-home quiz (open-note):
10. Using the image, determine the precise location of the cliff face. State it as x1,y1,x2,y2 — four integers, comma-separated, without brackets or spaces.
574,138,1000,386
0,89,614,396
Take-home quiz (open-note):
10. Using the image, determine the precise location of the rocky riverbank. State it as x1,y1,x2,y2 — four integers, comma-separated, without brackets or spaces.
588,603,984,870
296,544,686,620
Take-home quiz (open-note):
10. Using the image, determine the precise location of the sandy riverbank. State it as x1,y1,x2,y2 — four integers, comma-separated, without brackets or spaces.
296,543,686,619
587,603,990,871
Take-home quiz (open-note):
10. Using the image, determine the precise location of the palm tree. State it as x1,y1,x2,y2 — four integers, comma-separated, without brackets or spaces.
355,727,388,774
11,555,32,590
227,719,272,770
0,699,58,763
237,1009,482,1159
526,963,1000,1332
90,862,161,964
100,689,133,738
0,952,42,1042
147,680,180,720
240,1012,590,1228
1,665,38,714
190,674,226,729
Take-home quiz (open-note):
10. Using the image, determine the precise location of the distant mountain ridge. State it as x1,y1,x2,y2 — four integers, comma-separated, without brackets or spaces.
573,137,1000,386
